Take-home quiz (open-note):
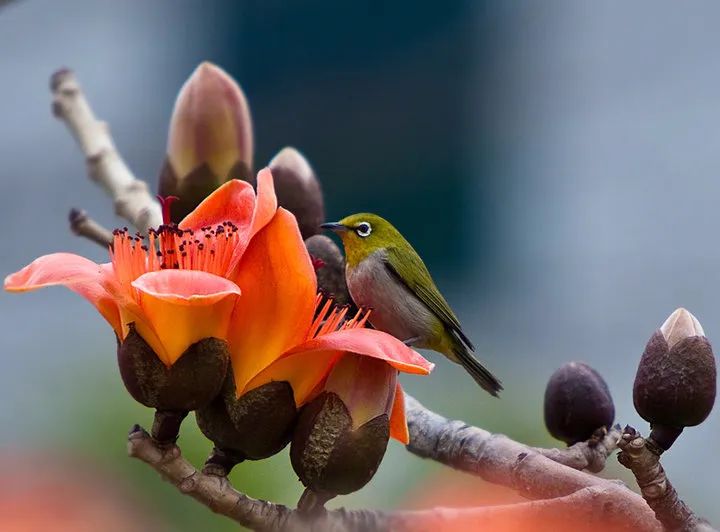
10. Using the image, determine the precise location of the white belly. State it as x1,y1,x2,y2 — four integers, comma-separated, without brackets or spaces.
347,252,437,346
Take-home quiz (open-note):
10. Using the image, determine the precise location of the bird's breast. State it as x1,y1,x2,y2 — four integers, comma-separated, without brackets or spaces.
347,253,437,345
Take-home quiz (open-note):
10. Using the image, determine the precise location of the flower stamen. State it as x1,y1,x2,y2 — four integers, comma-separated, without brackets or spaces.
110,221,241,294
308,296,372,340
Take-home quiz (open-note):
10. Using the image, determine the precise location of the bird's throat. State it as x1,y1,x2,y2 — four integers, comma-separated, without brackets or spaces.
342,239,379,269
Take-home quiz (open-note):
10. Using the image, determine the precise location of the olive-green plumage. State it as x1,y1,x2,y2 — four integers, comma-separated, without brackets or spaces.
321,213,502,396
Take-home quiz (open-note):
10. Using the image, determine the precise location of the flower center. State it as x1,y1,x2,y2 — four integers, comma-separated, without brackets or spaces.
110,221,241,292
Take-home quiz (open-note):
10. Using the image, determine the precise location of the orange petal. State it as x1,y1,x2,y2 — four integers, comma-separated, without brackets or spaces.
389,382,409,444
179,179,255,233
282,328,434,375
244,349,341,405
131,270,240,365
4,253,121,335
227,168,279,275
249,168,278,237
228,208,317,396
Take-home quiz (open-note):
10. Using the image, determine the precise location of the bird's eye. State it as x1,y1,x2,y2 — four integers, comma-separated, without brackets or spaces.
355,222,372,237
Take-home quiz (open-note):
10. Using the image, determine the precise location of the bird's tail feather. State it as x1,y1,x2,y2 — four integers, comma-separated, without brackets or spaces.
452,341,503,397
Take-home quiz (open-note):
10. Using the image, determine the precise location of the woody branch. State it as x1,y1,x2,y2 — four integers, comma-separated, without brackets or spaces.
128,413,651,532
50,68,162,237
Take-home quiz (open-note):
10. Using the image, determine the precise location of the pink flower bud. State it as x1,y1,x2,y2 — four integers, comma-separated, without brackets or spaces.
166,62,253,183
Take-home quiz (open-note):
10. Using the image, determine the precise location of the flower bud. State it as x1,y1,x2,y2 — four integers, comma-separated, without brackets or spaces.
633,308,716,451
196,375,298,475
304,234,353,307
544,362,615,445
290,355,394,510
117,326,229,411
159,62,253,221
266,147,324,239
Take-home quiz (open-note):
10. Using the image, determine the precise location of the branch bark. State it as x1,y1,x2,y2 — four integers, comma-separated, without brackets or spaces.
533,425,623,473
617,426,715,532
50,69,162,233
403,395,660,529
68,208,113,248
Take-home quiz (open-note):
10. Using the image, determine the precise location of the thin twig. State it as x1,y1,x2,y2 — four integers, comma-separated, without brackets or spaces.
50,69,162,233
617,426,716,532
68,208,113,248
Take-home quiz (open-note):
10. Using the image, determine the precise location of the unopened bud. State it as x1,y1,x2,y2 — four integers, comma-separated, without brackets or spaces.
304,234,353,307
660,307,705,349
544,362,615,445
159,62,253,221
291,356,394,510
267,147,324,239
634,308,716,451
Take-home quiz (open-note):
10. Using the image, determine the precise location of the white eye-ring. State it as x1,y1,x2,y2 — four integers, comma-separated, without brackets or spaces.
355,221,372,237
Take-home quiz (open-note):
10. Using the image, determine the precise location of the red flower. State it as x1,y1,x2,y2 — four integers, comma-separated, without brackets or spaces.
6,170,432,441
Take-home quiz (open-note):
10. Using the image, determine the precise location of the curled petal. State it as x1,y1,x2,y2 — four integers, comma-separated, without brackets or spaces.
227,168,279,275
179,179,256,234
283,329,434,375
390,382,409,444
132,270,240,365
4,253,121,335
249,168,278,237
229,208,317,396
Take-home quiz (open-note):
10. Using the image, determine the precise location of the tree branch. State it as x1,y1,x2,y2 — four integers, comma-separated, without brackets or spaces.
129,424,661,531
403,395,660,529
532,425,623,473
385,486,654,531
50,69,162,234
617,426,715,532
68,208,113,248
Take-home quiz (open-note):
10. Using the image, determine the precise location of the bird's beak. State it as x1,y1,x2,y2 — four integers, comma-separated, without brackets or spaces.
320,222,348,232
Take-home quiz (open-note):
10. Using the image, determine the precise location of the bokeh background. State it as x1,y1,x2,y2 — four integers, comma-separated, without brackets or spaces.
2,0,719,529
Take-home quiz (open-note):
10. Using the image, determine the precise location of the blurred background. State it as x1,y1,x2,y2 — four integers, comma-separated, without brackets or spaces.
1,0,719,529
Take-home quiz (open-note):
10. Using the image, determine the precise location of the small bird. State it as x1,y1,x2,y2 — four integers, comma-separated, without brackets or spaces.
321,213,502,396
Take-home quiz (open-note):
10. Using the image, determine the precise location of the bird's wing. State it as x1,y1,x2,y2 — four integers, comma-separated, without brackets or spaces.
383,247,474,350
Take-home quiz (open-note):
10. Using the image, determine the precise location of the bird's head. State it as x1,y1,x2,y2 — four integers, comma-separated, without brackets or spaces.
321,213,403,266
